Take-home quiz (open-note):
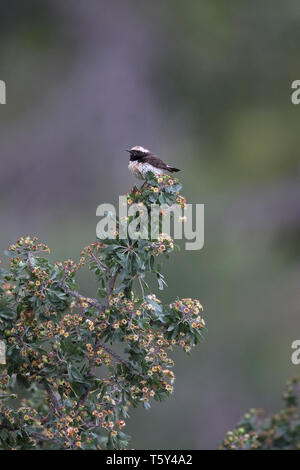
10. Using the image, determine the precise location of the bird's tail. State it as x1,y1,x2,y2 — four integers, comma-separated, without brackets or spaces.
167,166,180,173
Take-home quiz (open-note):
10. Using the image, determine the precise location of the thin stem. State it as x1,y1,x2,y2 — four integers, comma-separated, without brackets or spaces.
105,268,120,307
96,341,137,375
58,282,104,310
89,251,109,272
42,379,62,417
138,276,145,299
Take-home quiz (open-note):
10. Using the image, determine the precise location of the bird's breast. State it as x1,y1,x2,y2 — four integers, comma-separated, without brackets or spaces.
128,161,164,179
128,161,144,179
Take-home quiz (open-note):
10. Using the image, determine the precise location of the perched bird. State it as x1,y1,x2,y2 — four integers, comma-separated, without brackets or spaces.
126,146,180,181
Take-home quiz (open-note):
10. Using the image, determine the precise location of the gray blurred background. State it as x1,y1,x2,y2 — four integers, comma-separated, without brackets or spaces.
1,0,300,449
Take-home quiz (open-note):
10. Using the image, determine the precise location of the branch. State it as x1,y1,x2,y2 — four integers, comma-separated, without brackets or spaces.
30,432,60,445
42,379,62,417
27,252,34,271
89,251,109,273
58,281,104,310
105,268,120,307
97,341,138,375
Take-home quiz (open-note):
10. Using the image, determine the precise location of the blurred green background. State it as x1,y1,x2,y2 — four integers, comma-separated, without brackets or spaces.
1,0,300,449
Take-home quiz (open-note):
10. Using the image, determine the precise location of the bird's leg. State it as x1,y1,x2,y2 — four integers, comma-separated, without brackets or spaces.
140,180,147,190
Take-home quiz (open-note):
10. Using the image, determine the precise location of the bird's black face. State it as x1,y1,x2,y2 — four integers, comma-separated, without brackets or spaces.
126,149,150,161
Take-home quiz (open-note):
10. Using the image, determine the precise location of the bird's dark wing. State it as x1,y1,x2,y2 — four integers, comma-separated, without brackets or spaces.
140,154,170,170
140,154,180,172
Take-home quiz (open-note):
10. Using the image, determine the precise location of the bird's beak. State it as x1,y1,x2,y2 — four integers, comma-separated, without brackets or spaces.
125,149,131,153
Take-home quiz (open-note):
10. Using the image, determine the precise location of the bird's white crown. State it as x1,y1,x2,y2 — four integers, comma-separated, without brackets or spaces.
130,146,150,154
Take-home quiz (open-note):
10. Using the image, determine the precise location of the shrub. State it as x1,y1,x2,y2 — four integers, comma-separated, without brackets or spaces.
221,377,300,450
0,173,205,450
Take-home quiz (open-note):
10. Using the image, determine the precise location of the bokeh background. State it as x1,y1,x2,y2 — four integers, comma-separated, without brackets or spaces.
1,0,300,449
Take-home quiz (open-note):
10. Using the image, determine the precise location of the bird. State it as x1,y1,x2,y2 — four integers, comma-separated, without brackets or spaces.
126,146,180,181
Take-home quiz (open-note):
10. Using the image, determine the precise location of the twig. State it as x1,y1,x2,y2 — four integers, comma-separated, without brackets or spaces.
58,282,103,310
138,276,145,299
96,341,137,375
89,251,109,273
27,252,34,271
105,268,120,307
42,379,62,417
30,432,60,444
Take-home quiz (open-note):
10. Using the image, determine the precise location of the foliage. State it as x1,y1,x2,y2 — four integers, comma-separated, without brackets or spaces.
221,377,300,450
0,173,205,450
